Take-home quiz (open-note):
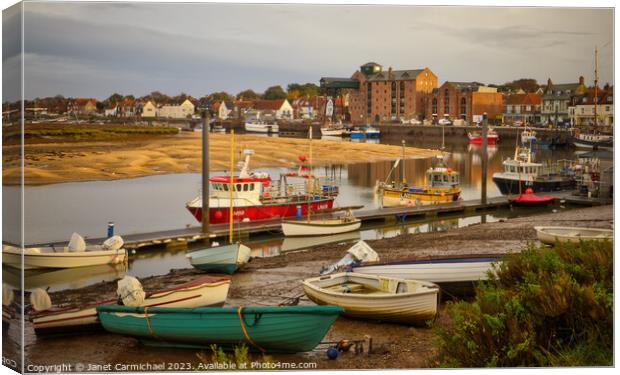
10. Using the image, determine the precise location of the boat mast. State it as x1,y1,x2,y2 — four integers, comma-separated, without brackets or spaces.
308,127,313,222
401,140,406,185
594,46,598,134
229,130,235,244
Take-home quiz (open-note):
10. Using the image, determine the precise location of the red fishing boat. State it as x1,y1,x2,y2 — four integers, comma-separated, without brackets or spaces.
468,128,499,144
186,150,338,224
508,188,555,206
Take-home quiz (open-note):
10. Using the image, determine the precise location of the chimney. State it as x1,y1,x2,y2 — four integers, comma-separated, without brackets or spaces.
579,76,585,85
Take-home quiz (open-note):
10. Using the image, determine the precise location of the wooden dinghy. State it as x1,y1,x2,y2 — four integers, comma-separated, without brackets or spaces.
352,255,501,297
282,207,362,237
534,226,613,245
303,272,439,325
2,244,126,270
187,243,252,274
31,275,231,335
96,305,343,353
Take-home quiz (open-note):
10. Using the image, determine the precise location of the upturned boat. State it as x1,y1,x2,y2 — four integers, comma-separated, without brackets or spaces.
96,305,342,352
378,155,461,207
468,128,499,144
31,275,231,335
303,272,439,325
534,226,613,245
2,244,126,270
351,255,501,296
187,243,251,274
186,150,338,224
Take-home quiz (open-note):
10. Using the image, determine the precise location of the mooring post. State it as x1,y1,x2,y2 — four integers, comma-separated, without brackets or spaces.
481,112,488,205
201,110,210,241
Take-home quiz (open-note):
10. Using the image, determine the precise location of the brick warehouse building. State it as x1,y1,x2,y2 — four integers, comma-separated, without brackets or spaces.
426,81,504,124
320,62,437,124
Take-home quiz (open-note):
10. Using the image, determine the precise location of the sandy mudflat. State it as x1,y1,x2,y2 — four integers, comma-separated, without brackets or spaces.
2,132,440,185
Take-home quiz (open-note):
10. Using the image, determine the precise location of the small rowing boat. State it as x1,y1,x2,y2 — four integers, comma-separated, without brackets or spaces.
534,226,613,245
303,272,439,325
96,305,343,352
2,244,126,270
508,188,555,206
186,243,252,274
281,208,361,237
31,275,231,335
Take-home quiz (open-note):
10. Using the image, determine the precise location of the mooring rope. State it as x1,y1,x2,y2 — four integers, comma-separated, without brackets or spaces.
237,307,266,353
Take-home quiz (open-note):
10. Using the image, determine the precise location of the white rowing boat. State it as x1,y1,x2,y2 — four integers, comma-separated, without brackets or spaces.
303,272,439,325
282,208,361,237
534,226,613,245
31,275,231,335
2,244,126,270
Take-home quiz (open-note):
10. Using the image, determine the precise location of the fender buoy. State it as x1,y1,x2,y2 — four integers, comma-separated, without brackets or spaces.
214,211,223,219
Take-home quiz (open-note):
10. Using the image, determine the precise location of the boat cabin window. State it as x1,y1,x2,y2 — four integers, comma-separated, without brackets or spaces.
433,174,441,182
443,175,449,182
236,184,242,191
243,184,248,191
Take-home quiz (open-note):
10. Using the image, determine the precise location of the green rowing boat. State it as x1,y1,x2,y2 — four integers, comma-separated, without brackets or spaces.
96,305,342,352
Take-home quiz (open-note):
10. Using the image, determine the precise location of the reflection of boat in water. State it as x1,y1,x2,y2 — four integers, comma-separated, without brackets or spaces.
468,128,499,144
3,263,127,291
281,231,360,253
467,143,498,160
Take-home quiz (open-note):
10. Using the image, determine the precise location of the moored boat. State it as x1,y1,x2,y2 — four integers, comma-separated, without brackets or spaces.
303,272,439,325
379,155,461,207
534,226,613,245
492,146,575,194
508,188,555,206
31,275,231,335
2,244,126,270
96,305,343,352
363,125,381,139
350,128,365,139
571,133,613,150
186,150,338,224
521,129,537,144
281,209,361,237
468,128,499,144
244,120,279,133
187,243,251,274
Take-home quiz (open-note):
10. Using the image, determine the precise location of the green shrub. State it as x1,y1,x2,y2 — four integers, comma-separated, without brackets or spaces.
433,240,613,367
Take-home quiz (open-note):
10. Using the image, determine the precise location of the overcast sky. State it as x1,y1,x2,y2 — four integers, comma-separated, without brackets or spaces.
2,2,614,101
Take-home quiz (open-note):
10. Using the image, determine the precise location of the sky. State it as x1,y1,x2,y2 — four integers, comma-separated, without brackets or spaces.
2,2,614,101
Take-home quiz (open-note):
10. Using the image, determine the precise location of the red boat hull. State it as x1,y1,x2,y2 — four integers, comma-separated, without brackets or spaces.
468,135,498,145
187,199,335,224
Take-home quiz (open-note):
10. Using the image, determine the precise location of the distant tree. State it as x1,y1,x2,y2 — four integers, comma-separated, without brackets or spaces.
287,83,320,98
263,85,287,100
504,79,540,93
96,101,105,112
287,89,301,101
237,89,261,100
105,93,124,106
207,91,233,102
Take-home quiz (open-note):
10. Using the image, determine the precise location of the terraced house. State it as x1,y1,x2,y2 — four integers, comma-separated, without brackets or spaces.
503,92,542,125
540,76,587,126
426,82,504,124
321,62,438,124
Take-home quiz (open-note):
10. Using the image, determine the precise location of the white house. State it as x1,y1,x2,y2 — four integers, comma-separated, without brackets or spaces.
142,101,158,118
215,101,233,120
252,99,294,120
159,99,195,119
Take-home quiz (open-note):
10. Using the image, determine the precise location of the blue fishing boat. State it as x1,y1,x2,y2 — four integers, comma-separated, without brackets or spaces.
187,243,251,274
96,305,343,352
363,125,381,139
350,128,365,139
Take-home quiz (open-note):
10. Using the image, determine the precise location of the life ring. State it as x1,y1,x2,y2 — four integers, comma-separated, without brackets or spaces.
263,191,270,198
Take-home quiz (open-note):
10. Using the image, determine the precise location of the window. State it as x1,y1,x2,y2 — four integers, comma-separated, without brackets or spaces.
460,97,466,116
236,183,242,191
432,98,437,114
223,184,229,191
444,89,450,114
243,184,248,191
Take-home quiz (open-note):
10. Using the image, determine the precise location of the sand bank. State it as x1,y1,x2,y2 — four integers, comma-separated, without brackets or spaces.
2,132,441,185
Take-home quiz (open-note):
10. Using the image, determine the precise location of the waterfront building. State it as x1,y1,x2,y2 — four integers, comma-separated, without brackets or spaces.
540,77,587,126
68,98,97,115
158,99,195,119
141,101,157,118
568,85,614,130
426,82,504,124
503,93,542,125
321,62,438,124
252,99,294,120
291,97,324,120
213,101,234,120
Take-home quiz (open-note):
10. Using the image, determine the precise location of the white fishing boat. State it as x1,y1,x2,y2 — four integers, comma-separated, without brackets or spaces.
31,275,231,335
534,226,613,245
320,127,345,136
521,129,537,144
2,244,126,270
303,272,439,325
244,120,279,133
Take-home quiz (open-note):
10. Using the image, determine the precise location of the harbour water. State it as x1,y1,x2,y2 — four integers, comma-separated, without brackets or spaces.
4,140,577,292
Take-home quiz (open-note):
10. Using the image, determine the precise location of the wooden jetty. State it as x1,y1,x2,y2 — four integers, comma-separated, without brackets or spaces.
11,191,609,251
